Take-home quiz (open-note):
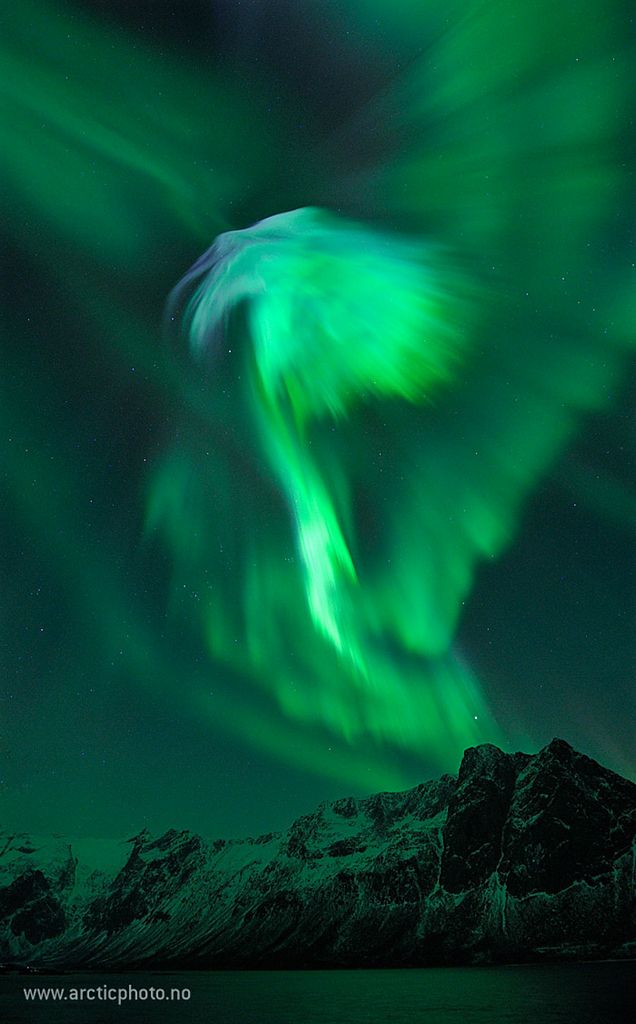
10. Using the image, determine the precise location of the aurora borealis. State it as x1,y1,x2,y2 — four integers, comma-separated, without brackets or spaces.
2,0,635,841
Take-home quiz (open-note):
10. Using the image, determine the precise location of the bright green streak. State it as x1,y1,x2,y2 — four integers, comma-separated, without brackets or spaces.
150,208,498,763
181,208,468,662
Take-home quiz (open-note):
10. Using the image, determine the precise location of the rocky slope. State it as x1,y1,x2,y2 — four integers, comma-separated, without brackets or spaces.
1,739,634,968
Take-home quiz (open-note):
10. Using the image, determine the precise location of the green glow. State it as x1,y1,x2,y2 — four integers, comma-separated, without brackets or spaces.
3,0,634,808
153,208,501,765
148,0,635,774
178,208,467,664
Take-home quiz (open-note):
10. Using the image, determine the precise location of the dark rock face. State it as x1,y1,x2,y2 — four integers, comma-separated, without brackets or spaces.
0,871,66,945
441,744,518,891
500,740,636,897
1,739,634,968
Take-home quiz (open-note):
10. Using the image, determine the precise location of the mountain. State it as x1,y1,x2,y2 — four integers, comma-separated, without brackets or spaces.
1,739,634,969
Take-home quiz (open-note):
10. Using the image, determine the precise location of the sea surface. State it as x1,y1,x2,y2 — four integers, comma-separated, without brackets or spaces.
1,961,634,1024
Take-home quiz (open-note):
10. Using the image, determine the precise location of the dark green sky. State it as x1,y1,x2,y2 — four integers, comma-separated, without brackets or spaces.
1,0,635,840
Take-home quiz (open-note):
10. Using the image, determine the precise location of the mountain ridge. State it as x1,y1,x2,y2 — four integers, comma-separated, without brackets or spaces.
1,738,634,969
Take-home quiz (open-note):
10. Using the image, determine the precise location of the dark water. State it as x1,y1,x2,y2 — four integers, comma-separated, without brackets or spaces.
1,962,634,1024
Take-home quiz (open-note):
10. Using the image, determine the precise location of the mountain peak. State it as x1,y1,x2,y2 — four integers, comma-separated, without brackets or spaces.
541,737,575,757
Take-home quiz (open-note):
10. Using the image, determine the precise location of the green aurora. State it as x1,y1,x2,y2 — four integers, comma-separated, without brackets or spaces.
1,0,635,838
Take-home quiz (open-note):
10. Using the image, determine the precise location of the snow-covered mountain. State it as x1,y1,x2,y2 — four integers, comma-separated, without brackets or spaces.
1,739,634,968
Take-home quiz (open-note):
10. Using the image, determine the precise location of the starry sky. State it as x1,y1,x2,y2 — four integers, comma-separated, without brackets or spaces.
1,0,635,842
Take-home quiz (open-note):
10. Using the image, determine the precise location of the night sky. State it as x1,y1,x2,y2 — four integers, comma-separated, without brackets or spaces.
2,0,635,842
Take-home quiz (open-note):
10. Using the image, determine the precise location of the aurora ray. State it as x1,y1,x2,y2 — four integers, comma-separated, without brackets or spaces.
171,207,469,665
148,206,498,762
